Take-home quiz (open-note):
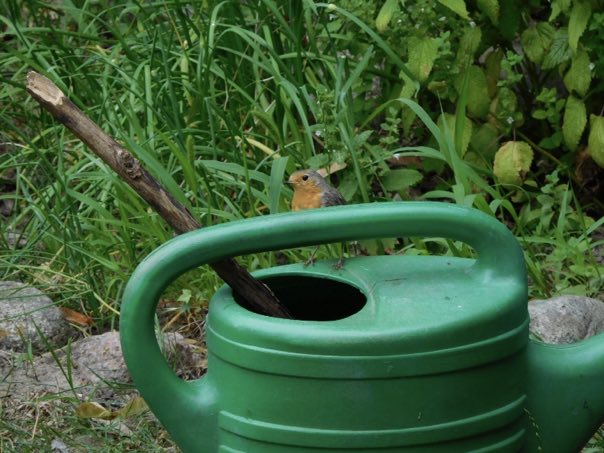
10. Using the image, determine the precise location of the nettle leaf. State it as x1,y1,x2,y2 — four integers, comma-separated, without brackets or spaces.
438,113,473,156
337,171,359,200
407,37,439,83
549,0,572,21
376,0,399,33
382,169,423,192
455,65,490,119
563,48,592,96
477,0,499,25
562,96,587,151
305,153,329,169
493,141,534,185
539,131,562,150
542,28,572,70
456,27,482,65
437,0,469,19
520,22,555,65
588,115,604,168
568,0,591,52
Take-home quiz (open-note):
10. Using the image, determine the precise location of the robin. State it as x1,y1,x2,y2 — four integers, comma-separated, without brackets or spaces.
287,169,346,267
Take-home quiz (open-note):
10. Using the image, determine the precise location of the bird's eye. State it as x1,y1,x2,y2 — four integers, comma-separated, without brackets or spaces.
302,174,309,181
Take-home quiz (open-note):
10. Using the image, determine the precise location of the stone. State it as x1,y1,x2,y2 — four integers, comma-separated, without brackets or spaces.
4,231,27,249
0,281,72,353
0,330,206,403
528,295,604,344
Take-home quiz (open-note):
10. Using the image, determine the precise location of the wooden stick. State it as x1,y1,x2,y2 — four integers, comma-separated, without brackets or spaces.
26,71,292,319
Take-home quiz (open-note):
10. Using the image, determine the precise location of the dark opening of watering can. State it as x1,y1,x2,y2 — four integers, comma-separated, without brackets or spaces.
234,275,366,321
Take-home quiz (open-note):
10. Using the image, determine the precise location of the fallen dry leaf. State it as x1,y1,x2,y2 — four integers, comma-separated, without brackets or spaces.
60,307,93,326
75,401,113,419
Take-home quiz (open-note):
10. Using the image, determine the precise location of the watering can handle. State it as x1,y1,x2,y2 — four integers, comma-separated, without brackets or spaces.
119,202,525,444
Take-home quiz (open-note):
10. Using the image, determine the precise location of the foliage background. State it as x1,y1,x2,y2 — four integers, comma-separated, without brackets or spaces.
3,0,601,309
1,0,603,449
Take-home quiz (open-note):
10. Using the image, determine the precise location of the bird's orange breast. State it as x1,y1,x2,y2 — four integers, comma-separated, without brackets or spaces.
291,189,323,211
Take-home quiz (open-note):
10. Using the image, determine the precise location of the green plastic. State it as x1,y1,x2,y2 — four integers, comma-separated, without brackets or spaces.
120,202,604,452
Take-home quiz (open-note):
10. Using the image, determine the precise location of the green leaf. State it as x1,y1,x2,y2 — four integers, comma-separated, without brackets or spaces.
568,0,591,52
470,122,500,159
563,48,592,96
488,87,519,129
562,96,587,151
456,27,482,66
269,156,289,214
542,28,572,70
485,49,503,98
588,115,604,168
437,113,473,156
305,154,329,169
477,0,499,25
407,37,439,83
520,22,555,65
493,141,534,185
437,0,469,19
400,71,418,134
177,289,193,304
549,0,572,21
454,66,490,119
337,171,359,200
539,131,562,150
382,169,423,192
376,0,400,33
498,1,520,40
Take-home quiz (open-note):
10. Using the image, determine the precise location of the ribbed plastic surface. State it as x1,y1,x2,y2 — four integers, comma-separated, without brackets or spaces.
120,202,530,452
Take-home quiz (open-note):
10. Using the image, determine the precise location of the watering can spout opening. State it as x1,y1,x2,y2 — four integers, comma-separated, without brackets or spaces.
525,336,604,452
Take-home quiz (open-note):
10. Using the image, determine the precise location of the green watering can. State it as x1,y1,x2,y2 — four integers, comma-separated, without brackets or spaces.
120,202,604,452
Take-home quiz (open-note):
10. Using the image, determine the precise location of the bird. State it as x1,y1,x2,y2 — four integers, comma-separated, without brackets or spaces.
287,169,346,268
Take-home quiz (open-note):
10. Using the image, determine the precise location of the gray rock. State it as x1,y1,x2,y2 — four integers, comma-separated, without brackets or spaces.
5,230,27,248
0,281,72,352
0,330,206,403
528,295,604,344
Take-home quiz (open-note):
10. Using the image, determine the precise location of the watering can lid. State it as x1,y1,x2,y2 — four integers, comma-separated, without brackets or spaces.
207,254,529,378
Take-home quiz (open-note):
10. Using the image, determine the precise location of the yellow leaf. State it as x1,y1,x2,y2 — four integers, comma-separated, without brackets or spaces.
115,396,149,418
75,402,113,420
493,141,533,185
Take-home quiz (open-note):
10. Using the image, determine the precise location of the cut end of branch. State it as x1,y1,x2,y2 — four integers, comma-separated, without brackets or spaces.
26,71,65,106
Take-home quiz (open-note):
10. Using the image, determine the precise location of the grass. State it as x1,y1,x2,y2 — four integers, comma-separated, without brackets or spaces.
1,393,175,452
1,0,602,450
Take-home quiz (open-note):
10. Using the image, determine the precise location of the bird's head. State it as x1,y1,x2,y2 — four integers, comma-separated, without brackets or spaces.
287,170,326,191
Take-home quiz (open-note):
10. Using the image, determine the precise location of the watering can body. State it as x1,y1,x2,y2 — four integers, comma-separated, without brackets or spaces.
120,202,604,452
